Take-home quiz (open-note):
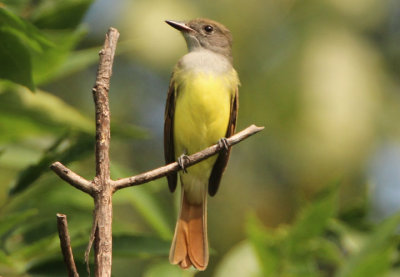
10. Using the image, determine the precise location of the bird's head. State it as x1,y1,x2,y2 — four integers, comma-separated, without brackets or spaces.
166,18,233,60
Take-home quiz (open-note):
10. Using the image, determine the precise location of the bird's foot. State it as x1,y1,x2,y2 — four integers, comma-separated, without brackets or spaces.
218,137,229,151
178,154,190,173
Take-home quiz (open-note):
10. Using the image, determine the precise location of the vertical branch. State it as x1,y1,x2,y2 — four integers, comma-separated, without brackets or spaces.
57,214,79,277
93,28,118,181
91,27,119,277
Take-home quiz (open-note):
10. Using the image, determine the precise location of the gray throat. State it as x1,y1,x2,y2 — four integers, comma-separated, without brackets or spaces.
177,49,233,75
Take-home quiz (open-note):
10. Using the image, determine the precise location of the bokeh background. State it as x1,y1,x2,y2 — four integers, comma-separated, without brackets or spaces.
1,0,400,276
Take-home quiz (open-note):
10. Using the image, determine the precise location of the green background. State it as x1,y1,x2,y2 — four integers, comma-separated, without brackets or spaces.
1,0,400,276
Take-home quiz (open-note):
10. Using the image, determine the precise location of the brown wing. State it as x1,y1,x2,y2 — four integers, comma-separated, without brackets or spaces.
208,87,239,196
164,79,178,192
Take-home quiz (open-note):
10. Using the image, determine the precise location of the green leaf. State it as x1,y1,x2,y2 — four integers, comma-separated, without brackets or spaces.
0,143,42,171
112,234,170,257
0,249,18,276
48,45,104,82
246,215,281,276
0,87,93,142
51,39,139,82
9,132,93,195
8,136,66,195
0,6,91,87
287,185,338,251
31,0,94,30
0,30,34,90
0,84,146,144
31,28,87,85
0,7,59,90
0,209,37,237
246,186,340,277
329,220,366,257
0,7,53,52
1,1,31,14
311,237,343,267
11,234,60,267
337,213,400,277
0,249,12,265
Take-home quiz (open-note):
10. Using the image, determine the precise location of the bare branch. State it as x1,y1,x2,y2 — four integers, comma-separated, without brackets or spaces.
91,27,119,277
112,124,264,192
50,162,93,195
57,214,79,277
93,27,118,181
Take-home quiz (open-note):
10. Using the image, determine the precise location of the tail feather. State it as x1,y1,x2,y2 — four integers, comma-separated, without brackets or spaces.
169,189,208,270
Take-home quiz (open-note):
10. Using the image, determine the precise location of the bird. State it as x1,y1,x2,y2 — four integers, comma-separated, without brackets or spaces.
164,18,239,271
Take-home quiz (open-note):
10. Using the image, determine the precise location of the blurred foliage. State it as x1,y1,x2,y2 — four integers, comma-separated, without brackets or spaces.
244,187,400,277
1,0,400,276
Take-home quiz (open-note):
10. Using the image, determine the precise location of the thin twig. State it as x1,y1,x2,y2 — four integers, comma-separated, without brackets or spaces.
112,124,264,191
50,162,94,195
57,214,79,277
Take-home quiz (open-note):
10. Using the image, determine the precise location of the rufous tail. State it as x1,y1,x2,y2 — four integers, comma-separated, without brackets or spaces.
169,189,208,270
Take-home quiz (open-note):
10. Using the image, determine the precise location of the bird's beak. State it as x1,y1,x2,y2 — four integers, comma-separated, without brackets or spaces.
165,20,195,33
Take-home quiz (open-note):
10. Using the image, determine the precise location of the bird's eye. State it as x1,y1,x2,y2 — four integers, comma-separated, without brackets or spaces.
204,25,213,33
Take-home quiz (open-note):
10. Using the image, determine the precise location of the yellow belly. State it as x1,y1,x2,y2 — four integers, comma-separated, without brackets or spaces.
174,72,234,179
172,68,238,203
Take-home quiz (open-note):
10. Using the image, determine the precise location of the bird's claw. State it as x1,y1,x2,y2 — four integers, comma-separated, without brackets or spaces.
218,137,229,151
178,154,190,173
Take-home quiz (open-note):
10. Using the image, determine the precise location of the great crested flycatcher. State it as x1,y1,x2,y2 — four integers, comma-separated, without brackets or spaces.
164,18,239,271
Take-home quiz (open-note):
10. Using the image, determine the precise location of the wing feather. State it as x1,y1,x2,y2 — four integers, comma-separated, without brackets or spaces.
164,79,178,192
208,87,239,196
